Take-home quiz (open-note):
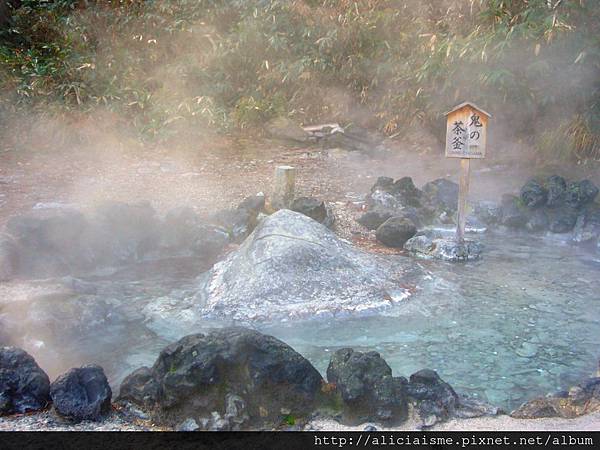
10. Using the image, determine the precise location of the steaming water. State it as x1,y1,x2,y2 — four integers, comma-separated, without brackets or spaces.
4,231,600,412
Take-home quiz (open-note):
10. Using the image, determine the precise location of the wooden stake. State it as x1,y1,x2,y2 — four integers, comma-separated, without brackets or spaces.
456,158,470,243
271,165,296,210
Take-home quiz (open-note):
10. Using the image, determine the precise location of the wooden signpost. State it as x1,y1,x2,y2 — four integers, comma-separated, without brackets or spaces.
444,102,491,243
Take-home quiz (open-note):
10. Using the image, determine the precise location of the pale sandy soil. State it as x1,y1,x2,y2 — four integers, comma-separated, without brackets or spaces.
310,411,600,432
2,411,599,431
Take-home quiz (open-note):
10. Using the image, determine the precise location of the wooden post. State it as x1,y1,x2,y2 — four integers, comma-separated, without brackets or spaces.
271,165,296,210
444,102,491,244
456,158,470,243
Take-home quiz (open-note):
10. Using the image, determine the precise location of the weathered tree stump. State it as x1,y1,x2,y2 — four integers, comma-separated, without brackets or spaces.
271,166,296,210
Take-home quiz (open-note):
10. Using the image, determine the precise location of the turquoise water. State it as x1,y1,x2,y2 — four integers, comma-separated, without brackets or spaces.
9,231,600,412
262,232,600,411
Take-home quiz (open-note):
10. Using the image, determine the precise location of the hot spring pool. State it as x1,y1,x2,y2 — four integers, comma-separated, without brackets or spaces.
5,230,600,412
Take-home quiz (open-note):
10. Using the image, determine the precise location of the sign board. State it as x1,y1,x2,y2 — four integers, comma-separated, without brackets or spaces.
444,102,490,159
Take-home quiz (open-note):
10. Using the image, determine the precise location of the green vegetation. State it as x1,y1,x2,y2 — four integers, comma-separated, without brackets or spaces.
0,0,598,163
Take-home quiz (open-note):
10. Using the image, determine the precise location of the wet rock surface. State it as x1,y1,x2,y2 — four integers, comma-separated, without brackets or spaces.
50,365,112,421
404,230,482,262
361,176,459,238
118,327,324,429
375,217,417,248
0,347,51,415
195,209,418,322
406,369,459,427
326,348,408,425
502,176,599,238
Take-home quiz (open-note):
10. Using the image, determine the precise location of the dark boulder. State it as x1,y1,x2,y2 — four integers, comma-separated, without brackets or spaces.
520,179,547,208
565,180,599,209
392,177,423,207
117,366,158,410
326,348,407,425
370,176,394,193
375,217,417,248
422,179,459,212
500,195,529,228
0,234,19,281
118,328,324,429
544,175,567,207
160,206,229,258
0,347,50,415
547,205,579,233
357,209,394,231
50,365,112,421
406,369,459,426
291,197,328,225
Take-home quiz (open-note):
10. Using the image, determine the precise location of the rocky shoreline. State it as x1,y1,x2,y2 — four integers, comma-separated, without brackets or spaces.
1,329,599,431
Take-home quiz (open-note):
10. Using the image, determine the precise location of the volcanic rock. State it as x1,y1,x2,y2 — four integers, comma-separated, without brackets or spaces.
118,327,323,429
565,180,599,209
544,175,567,207
422,178,459,212
326,348,408,425
375,217,417,248
406,369,459,426
50,365,112,421
0,347,50,415
520,179,547,208
291,197,334,227
357,209,394,231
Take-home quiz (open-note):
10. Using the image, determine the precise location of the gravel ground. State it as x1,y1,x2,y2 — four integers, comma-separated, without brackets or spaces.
0,406,165,431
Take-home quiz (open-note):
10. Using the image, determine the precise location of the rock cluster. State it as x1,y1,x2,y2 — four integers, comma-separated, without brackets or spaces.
0,195,265,281
0,347,111,421
117,329,498,429
359,174,599,254
498,176,599,241
3,329,501,429
358,176,460,247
